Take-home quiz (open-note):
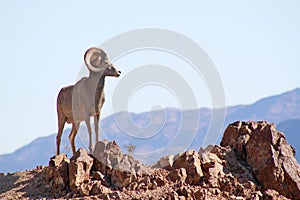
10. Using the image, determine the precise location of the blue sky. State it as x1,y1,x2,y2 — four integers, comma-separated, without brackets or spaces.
0,0,300,154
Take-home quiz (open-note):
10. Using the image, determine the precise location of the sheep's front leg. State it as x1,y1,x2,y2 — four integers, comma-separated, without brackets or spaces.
85,118,93,153
94,114,100,142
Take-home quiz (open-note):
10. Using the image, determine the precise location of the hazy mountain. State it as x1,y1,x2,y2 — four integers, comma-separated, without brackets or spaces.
0,132,68,173
1,88,300,173
225,88,300,123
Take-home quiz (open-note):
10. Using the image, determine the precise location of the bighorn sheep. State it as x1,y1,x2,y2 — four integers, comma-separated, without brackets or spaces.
56,47,121,155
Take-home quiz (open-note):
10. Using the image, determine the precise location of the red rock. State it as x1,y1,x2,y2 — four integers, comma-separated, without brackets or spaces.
90,180,111,195
41,123,300,199
173,150,203,185
169,168,187,183
44,153,70,197
69,148,93,194
200,151,224,187
93,140,122,172
153,154,174,171
221,121,300,200
264,189,290,200
209,145,256,183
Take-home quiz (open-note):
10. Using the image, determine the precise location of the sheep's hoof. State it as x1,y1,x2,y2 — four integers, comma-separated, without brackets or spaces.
89,147,94,154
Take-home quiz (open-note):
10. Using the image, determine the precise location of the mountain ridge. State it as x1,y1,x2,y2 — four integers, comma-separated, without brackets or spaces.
1,88,300,173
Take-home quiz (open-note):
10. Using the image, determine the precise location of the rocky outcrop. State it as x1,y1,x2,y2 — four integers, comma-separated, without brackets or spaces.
44,153,70,197
44,140,153,198
221,121,300,199
172,150,203,185
168,168,187,183
153,154,174,170
42,121,300,199
68,148,94,195
93,140,153,188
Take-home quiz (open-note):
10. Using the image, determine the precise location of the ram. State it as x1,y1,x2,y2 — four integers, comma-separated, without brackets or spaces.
56,47,121,155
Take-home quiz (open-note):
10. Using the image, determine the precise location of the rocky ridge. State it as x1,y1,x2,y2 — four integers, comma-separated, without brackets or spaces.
0,121,299,199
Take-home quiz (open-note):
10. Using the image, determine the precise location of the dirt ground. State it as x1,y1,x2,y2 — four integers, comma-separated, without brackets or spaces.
0,166,176,200
0,166,215,200
0,166,52,200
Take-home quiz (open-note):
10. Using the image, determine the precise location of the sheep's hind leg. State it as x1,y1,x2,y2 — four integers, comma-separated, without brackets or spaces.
69,122,80,155
85,118,93,153
56,114,66,155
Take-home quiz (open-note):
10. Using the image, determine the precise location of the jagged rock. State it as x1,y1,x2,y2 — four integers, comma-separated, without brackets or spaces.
111,155,137,188
150,169,168,187
263,189,289,200
91,170,105,181
153,154,174,170
209,145,256,183
39,122,300,199
173,150,203,185
176,186,192,198
221,121,300,200
89,180,111,196
246,123,300,199
134,160,154,177
93,140,153,189
169,191,180,200
169,168,187,183
0,173,4,177
68,148,93,195
107,191,121,199
200,150,224,187
93,140,122,172
250,191,263,200
199,145,259,199
44,153,70,197
193,188,225,200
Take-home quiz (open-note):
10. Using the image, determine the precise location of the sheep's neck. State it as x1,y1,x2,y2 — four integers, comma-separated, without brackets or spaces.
88,73,105,113
88,73,105,89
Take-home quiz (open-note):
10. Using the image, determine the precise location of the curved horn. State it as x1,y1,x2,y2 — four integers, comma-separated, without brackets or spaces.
84,47,104,72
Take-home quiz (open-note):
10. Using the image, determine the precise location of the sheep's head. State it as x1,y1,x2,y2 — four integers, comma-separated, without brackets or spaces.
84,47,121,77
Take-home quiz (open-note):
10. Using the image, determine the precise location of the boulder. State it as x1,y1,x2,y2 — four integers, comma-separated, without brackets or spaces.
209,145,256,183
221,121,259,161
44,153,70,197
93,140,122,172
173,150,203,185
149,169,168,187
263,189,289,200
91,170,105,181
111,155,137,188
176,186,192,198
68,148,93,195
42,124,300,199
152,154,174,170
200,150,224,187
93,140,153,188
89,180,111,196
221,121,300,200
169,168,187,183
